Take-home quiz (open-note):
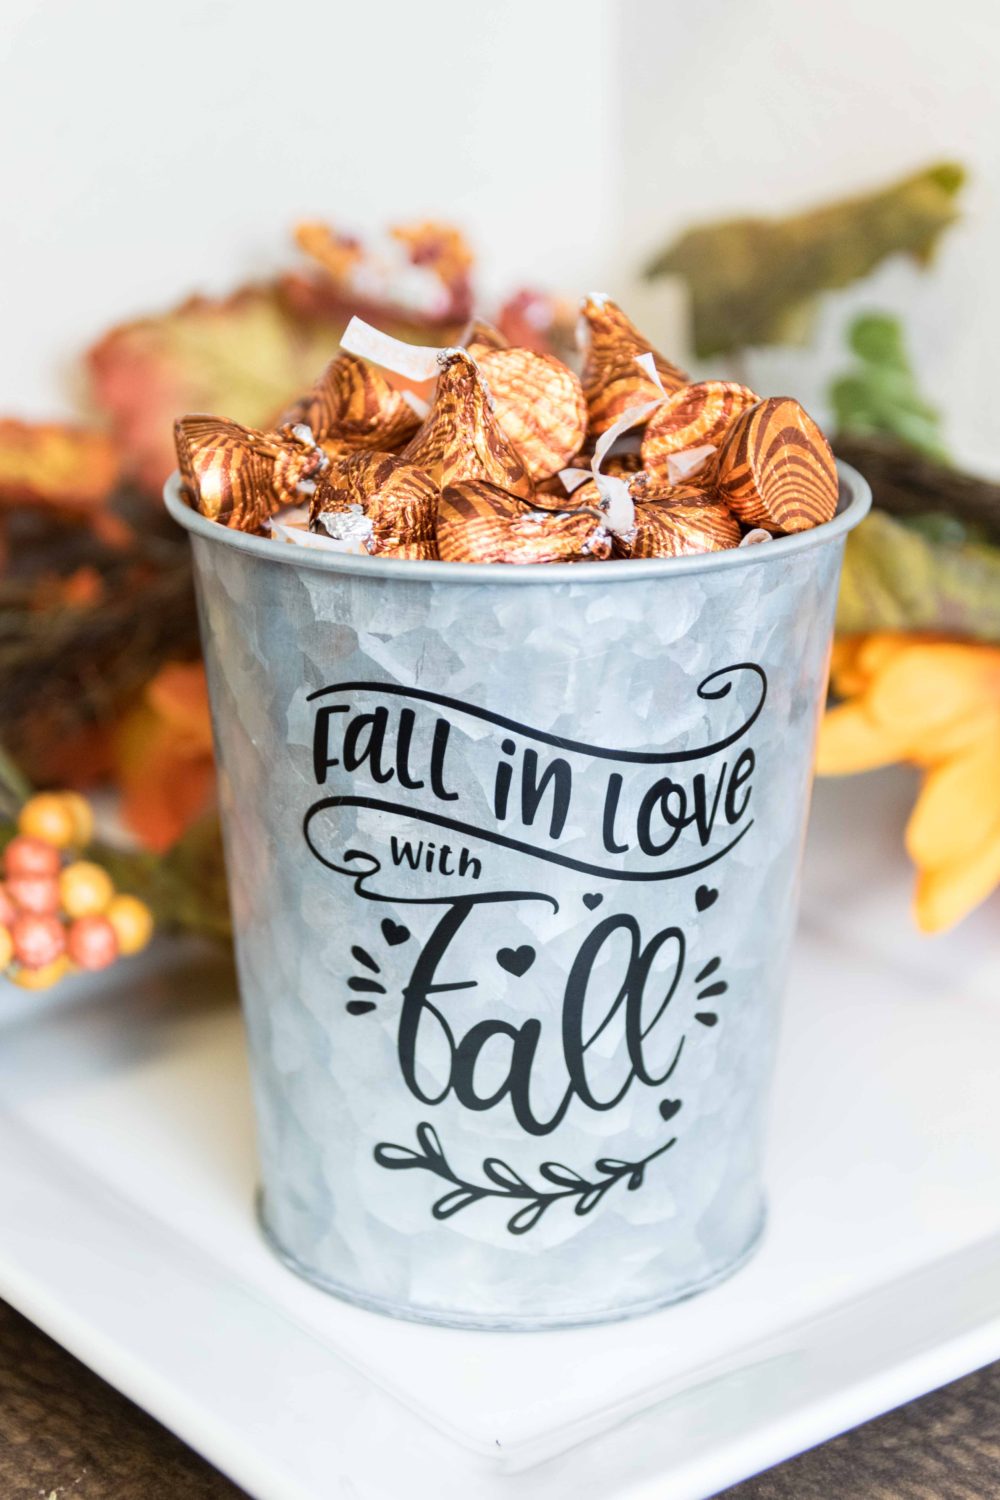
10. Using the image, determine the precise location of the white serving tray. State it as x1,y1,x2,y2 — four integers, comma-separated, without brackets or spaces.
2,767,1000,1500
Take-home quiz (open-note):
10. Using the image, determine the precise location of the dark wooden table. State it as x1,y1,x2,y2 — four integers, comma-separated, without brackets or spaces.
2,1298,999,1499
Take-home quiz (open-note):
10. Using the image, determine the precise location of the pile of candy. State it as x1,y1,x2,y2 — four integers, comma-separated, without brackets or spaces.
174,297,839,565
1,794,153,990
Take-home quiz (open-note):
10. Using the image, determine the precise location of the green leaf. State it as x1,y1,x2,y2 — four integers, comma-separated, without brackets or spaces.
830,312,950,463
837,509,1000,642
644,162,965,358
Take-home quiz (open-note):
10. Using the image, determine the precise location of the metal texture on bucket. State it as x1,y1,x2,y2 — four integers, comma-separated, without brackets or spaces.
166,469,870,1329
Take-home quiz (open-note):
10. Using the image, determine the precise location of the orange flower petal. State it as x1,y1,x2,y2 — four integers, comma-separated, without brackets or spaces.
854,632,915,683
906,734,1000,869
828,635,869,698
867,644,1000,735
816,702,915,775
908,708,1000,768
914,827,1000,933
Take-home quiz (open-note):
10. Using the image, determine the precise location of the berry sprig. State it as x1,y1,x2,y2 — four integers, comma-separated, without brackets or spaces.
1,793,153,990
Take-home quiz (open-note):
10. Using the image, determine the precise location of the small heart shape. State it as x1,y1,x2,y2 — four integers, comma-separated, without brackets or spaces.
582,892,603,910
695,885,718,913
497,945,536,978
381,918,411,946
659,1098,682,1122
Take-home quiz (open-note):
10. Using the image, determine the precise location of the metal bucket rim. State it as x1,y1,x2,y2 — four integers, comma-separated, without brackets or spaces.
163,460,871,585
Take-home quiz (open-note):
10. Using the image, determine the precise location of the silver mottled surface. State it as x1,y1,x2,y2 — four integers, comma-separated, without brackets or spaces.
188,526,850,1328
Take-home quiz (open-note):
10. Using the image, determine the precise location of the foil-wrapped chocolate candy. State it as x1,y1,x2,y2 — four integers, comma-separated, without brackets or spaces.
174,415,328,533
715,397,838,533
279,352,422,455
403,349,533,500
641,381,759,479
437,480,611,564
620,484,742,559
310,451,438,556
578,295,688,436
477,347,588,481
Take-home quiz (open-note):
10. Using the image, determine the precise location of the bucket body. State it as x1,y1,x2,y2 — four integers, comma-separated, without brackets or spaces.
167,469,869,1328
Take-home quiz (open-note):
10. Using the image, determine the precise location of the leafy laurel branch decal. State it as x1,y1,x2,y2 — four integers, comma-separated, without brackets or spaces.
374,1122,676,1235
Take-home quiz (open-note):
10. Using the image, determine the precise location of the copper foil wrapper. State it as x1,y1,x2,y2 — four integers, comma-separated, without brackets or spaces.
641,382,759,474
403,350,533,500
477,348,587,481
620,489,742,560
715,397,838,534
310,452,438,557
579,296,688,437
174,416,327,533
280,352,421,454
437,480,611,564
462,318,510,356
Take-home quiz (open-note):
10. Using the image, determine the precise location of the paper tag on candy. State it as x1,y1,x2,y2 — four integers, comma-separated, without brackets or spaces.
270,507,374,554
633,351,667,395
272,503,311,527
402,390,430,418
591,406,661,536
665,443,718,484
340,317,451,383
558,468,593,495
738,528,773,547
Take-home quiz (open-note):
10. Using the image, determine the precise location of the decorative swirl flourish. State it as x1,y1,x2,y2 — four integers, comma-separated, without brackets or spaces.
307,664,767,765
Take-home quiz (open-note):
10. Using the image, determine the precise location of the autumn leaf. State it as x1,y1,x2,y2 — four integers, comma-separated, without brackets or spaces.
644,162,965,357
114,661,216,852
837,509,1000,643
86,286,346,496
0,419,120,511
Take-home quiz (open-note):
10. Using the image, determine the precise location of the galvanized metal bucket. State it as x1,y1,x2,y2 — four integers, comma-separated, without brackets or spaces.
166,466,870,1329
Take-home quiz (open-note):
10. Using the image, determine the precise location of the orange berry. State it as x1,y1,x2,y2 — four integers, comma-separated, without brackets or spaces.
11,912,66,968
60,792,95,847
67,914,118,971
0,926,13,969
4,834,61,879
106,894,154,955
0,885,17,926
12,954,72,989
7,876,61,915
59,860,114,918
18,793,77,849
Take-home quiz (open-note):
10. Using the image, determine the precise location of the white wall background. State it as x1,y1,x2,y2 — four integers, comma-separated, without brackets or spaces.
617,0,1000,474
2,0,997,472
0,0,616,415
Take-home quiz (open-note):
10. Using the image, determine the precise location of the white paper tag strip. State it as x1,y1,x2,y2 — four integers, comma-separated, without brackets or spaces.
340,316,450,383
558,468,593,495
271,503,311,527
270,506,375,555
556,352,669,535
738,528,773,547
402,390,430,418
665,443,717,485
607,431,643,456
633,350,667,396
269,520,355,554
